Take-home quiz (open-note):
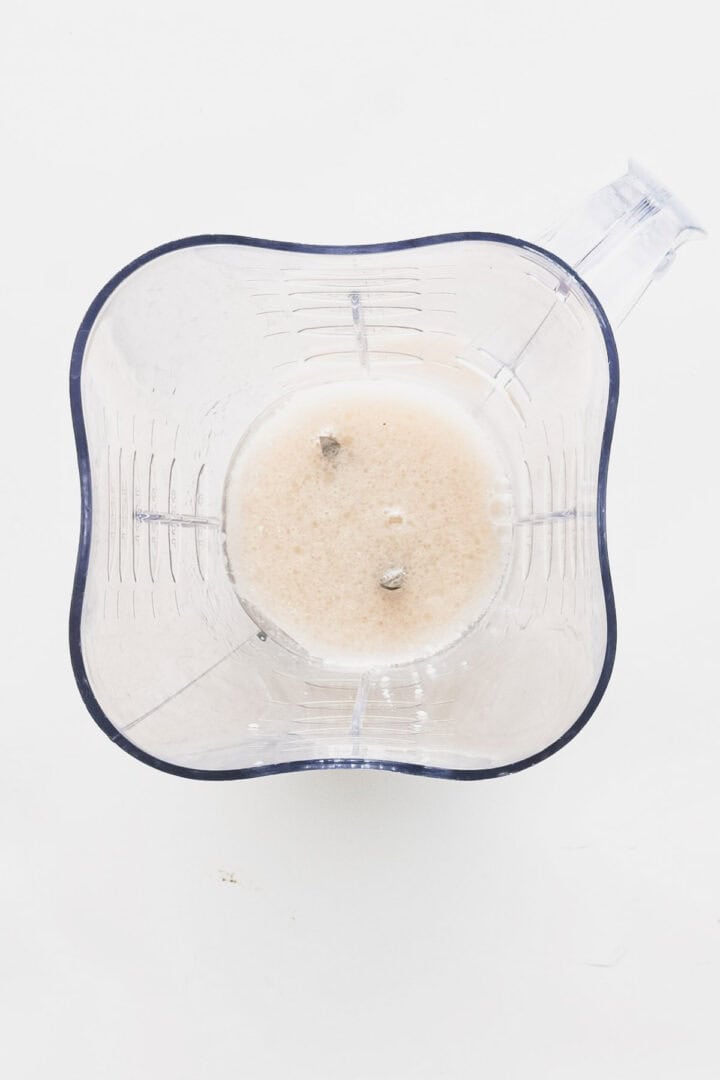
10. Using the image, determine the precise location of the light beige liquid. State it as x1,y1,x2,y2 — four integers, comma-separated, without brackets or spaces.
223,378,510,667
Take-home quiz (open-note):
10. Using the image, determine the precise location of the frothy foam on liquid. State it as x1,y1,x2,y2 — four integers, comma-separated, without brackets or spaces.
223,379,511,667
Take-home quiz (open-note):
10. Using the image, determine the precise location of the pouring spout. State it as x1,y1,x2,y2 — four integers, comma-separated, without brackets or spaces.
538,161,705,327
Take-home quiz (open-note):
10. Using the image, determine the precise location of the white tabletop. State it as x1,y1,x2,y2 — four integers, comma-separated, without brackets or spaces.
2,2,718,1077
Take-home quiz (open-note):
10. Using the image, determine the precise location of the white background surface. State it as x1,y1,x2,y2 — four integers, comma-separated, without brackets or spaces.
2,2,719,1077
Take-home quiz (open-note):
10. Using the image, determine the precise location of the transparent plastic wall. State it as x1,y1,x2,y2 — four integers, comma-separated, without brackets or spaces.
73,236,615,776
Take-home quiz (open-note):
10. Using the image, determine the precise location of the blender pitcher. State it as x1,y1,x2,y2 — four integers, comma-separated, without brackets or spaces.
69,162,703,779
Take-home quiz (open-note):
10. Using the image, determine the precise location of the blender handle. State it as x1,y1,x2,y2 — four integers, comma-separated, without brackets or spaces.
537,161,705,327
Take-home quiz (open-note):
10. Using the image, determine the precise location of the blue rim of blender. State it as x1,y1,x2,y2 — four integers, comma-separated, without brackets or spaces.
69,233,619,782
